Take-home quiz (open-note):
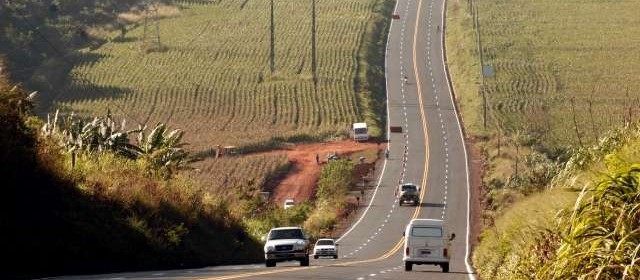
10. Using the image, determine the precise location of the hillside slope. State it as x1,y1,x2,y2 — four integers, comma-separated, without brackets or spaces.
473,125,640,279
1,68,261,279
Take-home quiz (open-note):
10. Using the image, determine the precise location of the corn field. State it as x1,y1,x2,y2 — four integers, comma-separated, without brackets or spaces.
191,153,289,196
56,0,383,150
475,0,640,147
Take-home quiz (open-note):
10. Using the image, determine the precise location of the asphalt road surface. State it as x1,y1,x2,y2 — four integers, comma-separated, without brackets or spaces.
50,0,476,279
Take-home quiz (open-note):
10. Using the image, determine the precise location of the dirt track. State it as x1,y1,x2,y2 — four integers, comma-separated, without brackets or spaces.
263,141,384,207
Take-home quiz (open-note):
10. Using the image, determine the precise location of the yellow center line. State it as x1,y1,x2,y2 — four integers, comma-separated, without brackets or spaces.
200,0,430,278
413,0,430,222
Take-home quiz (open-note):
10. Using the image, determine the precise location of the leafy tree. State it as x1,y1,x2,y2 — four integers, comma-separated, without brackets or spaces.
316,159,354,201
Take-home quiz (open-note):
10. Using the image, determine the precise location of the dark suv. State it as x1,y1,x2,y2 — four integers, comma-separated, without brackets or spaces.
397,183,420,206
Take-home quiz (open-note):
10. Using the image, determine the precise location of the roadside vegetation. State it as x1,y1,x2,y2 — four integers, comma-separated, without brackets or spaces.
2,72,262,279
473,125,640,279
445,0,640,277
241,158,357,241
1,0,393,218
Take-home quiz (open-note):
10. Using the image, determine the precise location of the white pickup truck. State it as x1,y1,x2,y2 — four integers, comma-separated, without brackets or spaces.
263,227,310,267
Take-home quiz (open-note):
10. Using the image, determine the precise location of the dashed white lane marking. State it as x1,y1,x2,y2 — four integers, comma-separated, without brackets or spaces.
152,273,165,276
370,274,377,277
357,277,365,280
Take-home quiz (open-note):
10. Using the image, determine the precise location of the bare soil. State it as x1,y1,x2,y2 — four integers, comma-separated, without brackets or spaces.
262,141,384,207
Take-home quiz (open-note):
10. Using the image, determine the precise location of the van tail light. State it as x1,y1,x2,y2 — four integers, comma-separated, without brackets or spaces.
443,248,448,257
405,247,410,256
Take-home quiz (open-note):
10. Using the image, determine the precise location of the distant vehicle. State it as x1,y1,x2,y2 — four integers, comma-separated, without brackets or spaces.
352,122,369,141
403,219,455,272
397,183,420,206
327,153,340,161
313,238,338,259
262,227,310,267
283,199,295,209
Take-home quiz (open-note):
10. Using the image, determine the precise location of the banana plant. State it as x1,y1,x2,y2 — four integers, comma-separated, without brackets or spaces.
43,110,142,158
134,123,187,169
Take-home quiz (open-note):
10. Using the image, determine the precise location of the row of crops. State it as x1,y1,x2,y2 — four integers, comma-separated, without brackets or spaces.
53,0,385,198
59,0,379,149
192,153,289,197
477,0,640,148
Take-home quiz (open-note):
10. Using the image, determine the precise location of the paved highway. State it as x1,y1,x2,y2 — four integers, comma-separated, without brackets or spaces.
50,0,475,279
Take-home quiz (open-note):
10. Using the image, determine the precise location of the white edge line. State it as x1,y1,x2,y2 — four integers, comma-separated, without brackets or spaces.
439,0,476,279
337,0,399,243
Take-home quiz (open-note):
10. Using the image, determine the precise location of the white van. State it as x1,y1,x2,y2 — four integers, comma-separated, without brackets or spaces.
403,218,455,272
352,122,369,141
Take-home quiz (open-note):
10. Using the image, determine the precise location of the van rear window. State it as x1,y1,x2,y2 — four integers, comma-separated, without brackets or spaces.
354,128,367,134
411,226,443,237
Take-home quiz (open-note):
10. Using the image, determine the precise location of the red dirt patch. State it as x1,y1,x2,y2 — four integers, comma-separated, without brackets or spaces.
263,141,384,207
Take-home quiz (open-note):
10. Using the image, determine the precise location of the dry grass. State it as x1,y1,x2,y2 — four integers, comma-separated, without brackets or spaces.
117,4,181,24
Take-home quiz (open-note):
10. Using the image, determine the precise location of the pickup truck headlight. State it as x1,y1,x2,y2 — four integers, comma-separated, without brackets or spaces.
265,245,275,253
294,241,306,250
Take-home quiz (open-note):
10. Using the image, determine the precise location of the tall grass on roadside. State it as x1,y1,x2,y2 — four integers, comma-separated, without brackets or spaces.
538,164,640,279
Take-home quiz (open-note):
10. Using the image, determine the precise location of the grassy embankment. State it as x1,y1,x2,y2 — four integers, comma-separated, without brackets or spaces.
1,68,262,279
473,125,640,279
445,0,640,278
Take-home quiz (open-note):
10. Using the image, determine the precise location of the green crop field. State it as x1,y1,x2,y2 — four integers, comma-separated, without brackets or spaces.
50,0,390,196
47,0,389,197
449,0,640,148
56,0,388,150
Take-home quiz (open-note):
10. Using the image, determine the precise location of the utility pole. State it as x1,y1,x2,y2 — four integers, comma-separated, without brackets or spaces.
311,0,318,85
142,0,162,52
270,0,276,72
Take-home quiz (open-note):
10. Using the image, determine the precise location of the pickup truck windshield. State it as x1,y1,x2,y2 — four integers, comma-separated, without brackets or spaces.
316,240,334,246
269,229,304,240
401,185,417,191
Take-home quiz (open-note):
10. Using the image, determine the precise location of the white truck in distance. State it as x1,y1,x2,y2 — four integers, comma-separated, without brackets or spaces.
352,122,369,141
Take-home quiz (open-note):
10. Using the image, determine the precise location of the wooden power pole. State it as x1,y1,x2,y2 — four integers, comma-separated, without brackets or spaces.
270,0,276,72
311,0,318,85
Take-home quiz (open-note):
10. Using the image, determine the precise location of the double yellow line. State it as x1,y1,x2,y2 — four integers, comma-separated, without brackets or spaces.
201,0,431,278
201,238,406,280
